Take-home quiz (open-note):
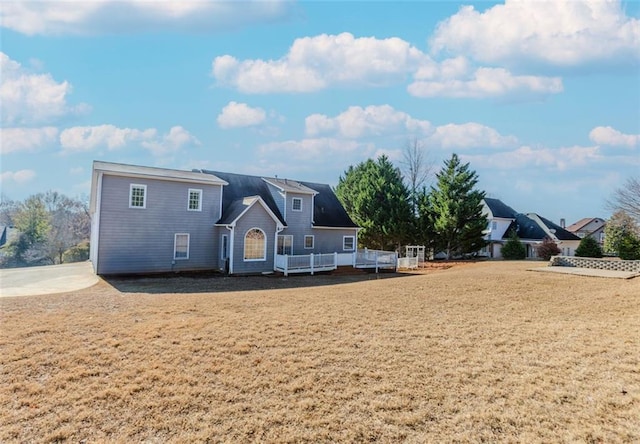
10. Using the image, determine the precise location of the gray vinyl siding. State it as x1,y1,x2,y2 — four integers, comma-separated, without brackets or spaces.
232,204,277,274
280,192,314,255
312,228,358,253
96,175,222,275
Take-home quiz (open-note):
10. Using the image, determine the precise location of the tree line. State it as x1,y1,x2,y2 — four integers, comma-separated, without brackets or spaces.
336,147,640,261
0,191,90,268
336,152,488,259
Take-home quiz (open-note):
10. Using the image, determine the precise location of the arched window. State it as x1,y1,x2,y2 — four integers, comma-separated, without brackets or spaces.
244,228,266,261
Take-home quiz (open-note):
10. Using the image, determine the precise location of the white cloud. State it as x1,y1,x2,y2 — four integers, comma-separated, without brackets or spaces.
305,105,432,138
0,52,88,125
0,0,294,36
0,127,59,154
427,123,518,149
217,101,266,129
0,169,36,185
59,124,157,152
589,126,639,147
59,124,199,155
258,137,367,162
431,0,640,67
212,32,429,93
408,67,563,99
141,126,201,155
464,145,602,171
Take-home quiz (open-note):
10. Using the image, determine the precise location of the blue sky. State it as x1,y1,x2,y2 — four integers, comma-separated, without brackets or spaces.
1,0,639,225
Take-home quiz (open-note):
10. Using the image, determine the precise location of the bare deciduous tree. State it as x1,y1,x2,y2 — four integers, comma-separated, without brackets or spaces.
401,137,434,214
607,177,640,223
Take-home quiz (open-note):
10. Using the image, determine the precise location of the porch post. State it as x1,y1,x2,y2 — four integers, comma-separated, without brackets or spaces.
310,253,314,275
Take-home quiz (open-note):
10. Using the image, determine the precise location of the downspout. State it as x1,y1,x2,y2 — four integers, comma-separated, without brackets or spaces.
90,171,103,274
273,224,285,271
226,225,234,275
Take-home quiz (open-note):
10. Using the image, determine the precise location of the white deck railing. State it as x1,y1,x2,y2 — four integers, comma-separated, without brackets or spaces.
354,249,398,271
397,256,419,270
275,253,338,276
275,249,398,276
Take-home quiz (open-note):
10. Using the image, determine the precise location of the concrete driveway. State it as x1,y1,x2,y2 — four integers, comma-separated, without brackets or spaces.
0,262,99,297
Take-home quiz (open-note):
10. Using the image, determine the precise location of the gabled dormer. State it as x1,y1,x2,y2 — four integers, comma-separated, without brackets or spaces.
482,198,518,241
261,177,318,225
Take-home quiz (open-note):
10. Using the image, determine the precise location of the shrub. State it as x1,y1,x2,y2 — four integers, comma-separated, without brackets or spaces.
62,241,90,263
537,237,561,260
501,230,526,260
575,236,603,258
618,234,640,260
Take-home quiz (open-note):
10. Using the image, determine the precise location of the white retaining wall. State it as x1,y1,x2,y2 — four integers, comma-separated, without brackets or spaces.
549,256,640,273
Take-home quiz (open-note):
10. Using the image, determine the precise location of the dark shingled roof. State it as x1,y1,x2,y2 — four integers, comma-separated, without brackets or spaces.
200,170,358,229
503,213,581,241
484,197,518,219
536,215,581,241
504,214,547,240
300,181,358,228
203,171,286,226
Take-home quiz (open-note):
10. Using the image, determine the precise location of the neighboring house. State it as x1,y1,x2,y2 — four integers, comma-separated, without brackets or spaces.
482,198,581,258
89,161,359,275
566,217,606,245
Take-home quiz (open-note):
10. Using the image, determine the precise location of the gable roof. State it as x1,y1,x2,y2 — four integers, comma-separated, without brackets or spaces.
262,177,317,195
566,217,593,232
503,213,580,241
483,198,517,219
202,170,358,229
218,196,283,227
204,171,287,226
534,214,581,241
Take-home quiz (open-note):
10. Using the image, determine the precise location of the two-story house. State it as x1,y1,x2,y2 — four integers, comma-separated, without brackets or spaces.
89,161,358,275
566,218,606,246
482,198,581,258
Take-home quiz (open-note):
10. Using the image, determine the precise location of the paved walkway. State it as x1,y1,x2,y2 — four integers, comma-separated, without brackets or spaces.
0,262,99,297
530,266,639,279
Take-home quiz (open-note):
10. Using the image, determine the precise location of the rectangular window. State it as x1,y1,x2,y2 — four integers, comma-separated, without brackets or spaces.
277,235,293,255
343,236,355,251
188,189,202,211
174,233,190,260
292,197,302,212
129,184,146,208
491,221,497,230
304,235,314,249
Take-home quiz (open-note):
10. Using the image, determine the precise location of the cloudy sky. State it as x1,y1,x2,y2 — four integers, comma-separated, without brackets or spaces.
1,0,639,224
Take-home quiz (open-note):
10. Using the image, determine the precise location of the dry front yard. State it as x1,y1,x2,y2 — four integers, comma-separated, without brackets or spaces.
1,261,638,442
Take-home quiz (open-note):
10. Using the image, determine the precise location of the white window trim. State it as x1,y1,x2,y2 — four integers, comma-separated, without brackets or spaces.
292,197,302,212
244,227,267,262
343,235,355,251
129,184,147,209
174,233,190,260
187,188,203,212
304,235,314,249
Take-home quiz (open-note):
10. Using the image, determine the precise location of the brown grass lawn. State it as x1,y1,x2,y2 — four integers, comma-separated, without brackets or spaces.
1,261,638,443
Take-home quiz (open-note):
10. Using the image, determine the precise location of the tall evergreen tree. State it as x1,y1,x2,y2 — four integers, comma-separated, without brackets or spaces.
336,155,413,250
428,154,487,259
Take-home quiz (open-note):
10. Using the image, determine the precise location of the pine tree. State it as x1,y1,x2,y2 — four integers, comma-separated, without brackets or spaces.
428,154,487,259
336,155,413,250
575,236,603,258
501,230,526,260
